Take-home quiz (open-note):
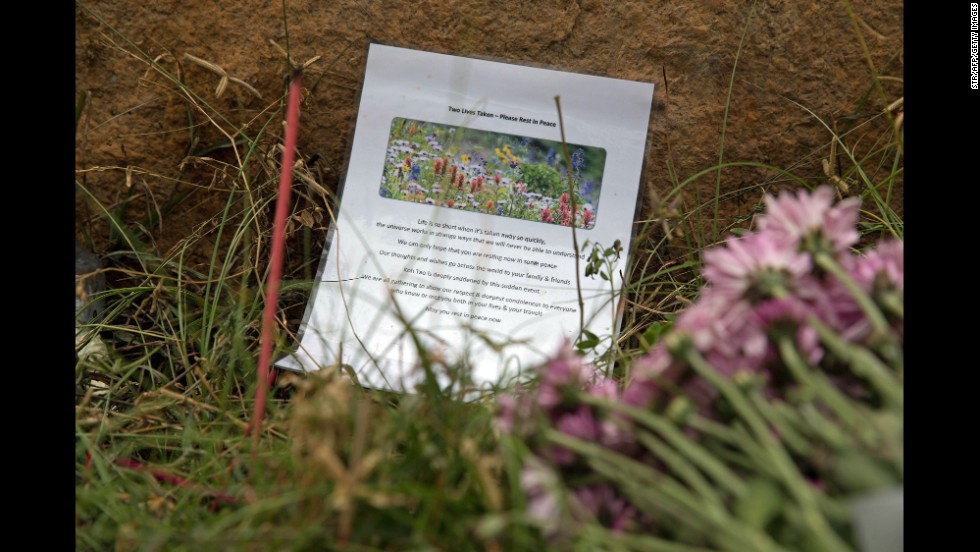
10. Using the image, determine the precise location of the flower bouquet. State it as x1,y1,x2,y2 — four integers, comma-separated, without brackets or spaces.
498,187,903,551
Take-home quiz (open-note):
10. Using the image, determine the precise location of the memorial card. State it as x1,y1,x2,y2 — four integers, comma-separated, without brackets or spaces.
277,44,654,392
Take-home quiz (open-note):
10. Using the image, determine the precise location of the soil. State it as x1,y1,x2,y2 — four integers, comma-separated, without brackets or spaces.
75,0,903,271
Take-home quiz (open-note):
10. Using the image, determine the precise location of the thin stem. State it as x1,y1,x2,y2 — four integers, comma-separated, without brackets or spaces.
554,96,585,340
579,394,747,498
807,317,903,410
714,1,757,243
776,334,879,446
677,340,854,552
281,0,292,73
813,252,889,337
609,260,619,376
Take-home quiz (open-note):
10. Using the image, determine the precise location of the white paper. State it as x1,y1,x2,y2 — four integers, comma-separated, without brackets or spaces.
277,44,654,392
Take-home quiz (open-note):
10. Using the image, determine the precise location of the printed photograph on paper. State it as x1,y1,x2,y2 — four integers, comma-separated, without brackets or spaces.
378,117,606,229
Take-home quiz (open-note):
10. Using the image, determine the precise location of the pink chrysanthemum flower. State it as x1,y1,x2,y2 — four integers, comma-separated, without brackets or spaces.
574,484,637,533
752,296,824,365
588,378,619,401
758,186,860,256
536,344,595,409
702,232,811,303
540,344,590,387
818,278,872,342
622,347,673,408
682,297,768,375
550,405,602,465
834,238,904,341
846,239,904,293
556,406,600,442
586,377,638,452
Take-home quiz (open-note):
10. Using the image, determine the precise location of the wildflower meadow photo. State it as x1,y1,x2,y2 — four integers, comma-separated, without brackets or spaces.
379,117,606,229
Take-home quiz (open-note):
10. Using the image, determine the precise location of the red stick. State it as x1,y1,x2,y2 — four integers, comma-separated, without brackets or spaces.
249,69,303,446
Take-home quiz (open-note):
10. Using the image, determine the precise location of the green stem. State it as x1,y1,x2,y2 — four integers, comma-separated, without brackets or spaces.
550,430,785,552
714,1,757,243
813,252,889,338
776,334,877,445
878,290,904,320
747,389,811,457
579,394,747,498
798,402,852,451
608,254,622,378
807,317,903,411
636,430,727,514
677,340,854,552
554,96,586,341
580,525,720,552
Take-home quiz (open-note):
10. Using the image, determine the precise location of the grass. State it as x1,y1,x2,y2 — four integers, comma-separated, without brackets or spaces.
75,2,902,550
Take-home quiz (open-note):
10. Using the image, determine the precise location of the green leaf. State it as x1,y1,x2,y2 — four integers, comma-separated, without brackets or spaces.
833,451,898,493
576,330,601,351
734,478,784,530
639,321,673,351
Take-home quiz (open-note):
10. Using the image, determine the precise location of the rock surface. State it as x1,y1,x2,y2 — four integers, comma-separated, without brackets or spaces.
76,1,903,257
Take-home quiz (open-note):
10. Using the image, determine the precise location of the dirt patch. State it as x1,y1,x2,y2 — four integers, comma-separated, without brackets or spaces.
75,0,903,264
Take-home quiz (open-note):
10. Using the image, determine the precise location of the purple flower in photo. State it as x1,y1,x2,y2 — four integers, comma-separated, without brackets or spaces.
406,182,427,195
571,148,586,177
